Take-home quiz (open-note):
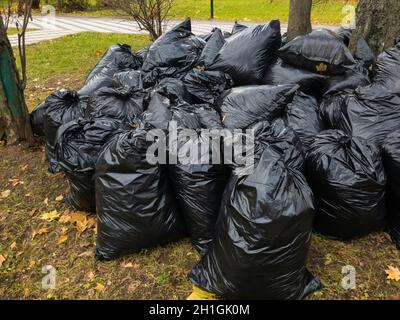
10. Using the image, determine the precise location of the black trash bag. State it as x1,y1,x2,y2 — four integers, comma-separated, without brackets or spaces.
198,28,225,68
152,78,192,104
113,70,143,90
231,21,248,35
221,84,298,129
278,29,356,75
30,101,47,137
85,87,145,123
262,58,328,96
382,131,400,248
55,118,122,212
319,92,349,129
354,38,375,71
332,88,400,148
193,104,223,129
370,43,400,95
322,63,370,96
136,47,148,66
284,92,325,150
142,19,205,86
306,130,386,240
140,92,173,130
335,26,353,47
183,69,234,105
78,44,141,97
167,108,230,255
95,129,185,260
209,20,281,86
189,120,319,299
44,89,87,173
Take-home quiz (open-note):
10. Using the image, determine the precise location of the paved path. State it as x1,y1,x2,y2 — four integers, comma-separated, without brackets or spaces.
7,15,337,47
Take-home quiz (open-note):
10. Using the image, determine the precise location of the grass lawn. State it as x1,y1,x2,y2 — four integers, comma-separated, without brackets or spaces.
21,32,151,111
0,32,399,300
35,0,357,24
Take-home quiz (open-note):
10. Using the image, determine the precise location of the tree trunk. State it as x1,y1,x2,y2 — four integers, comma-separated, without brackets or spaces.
349,0,400,56
0,17,33,144
287,0,312,41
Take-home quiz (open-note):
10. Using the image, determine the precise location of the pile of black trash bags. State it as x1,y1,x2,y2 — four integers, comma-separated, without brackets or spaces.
30,19,400,299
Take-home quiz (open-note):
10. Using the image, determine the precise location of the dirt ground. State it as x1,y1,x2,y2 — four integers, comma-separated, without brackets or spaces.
0,143,399,300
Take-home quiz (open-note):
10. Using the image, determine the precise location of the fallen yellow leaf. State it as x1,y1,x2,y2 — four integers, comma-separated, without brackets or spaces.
122,262,134,268
40,210,60,222
21,164,28,171
385,266,400,282
59,215,71,223
32,227,50,239
0,190,11,198
10,241,17,249
95,282,105,292
0,254,6,267
57,235,68,245
55,195,64,202
44,197,49,205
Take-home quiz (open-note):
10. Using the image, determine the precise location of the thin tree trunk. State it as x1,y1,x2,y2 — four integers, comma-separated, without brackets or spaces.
287,0,312,41
0,17,33,144
349,0,400,56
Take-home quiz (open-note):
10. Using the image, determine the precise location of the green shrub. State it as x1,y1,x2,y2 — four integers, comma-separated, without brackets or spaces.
62,0,90,12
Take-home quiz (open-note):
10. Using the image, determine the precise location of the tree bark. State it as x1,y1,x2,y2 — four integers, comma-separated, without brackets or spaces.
0,17,33,144
349,0,400,56
287,0,312,41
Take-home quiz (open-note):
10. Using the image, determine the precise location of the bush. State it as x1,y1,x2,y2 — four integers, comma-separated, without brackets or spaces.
62,0,90,12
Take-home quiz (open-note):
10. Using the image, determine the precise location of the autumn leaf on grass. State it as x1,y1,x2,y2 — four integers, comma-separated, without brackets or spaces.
385,266,400,281
0,190,11,199
32,227,50,239
95,283,106,292
40,210,60,222
0,254,6,267
10,241,17,250
44,197,49,206
57,235,68,245
55,195,64,202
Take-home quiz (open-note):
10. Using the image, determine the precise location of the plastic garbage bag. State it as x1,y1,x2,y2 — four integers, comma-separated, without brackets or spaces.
153,78,192,104
44,89,88,173
95,129,185,260
382,131,400,248
331,88,400,147
278,29,356,75
354,38,375,71
221,84,298,129
189,120,319,300
78,44,141,97
231,21,248,35
262,58,328,96
209,20,281,86
370,43,400,95
322,63,370,96
167,108,230,254
284,92,325,150
85,87,145,124
113,70,143,90
306,130,386,240
136,47,148,65
335,26,353,46
184,69,234,105
319,92,349,129
30,101,47,137
55,118,122,212
142,19,205,86
198,28,225,68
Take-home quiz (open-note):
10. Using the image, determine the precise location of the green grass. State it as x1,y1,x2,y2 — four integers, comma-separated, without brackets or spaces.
34,0,357,24
20,32,150,111
170,0,357,24
7,28,19,36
